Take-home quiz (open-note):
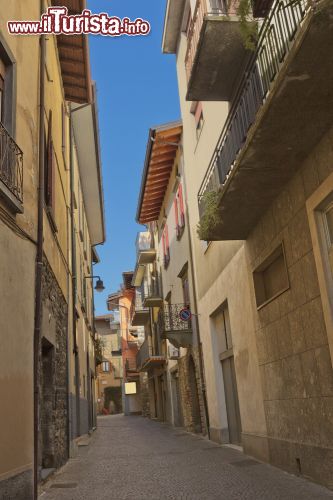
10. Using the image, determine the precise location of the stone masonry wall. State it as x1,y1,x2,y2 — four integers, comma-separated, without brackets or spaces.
39,257,68,470
140,373,150,417
246,127,333,488
178,347,207,435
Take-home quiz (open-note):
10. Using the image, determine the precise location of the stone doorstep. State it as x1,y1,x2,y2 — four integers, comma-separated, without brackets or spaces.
76,433,92,447
40,468,56,483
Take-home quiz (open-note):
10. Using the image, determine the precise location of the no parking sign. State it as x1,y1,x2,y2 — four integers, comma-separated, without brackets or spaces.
179,308,192,322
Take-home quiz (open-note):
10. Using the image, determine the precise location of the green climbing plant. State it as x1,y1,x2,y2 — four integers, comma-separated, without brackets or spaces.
236,0,258,50
94,337,105,366
197,191,222,241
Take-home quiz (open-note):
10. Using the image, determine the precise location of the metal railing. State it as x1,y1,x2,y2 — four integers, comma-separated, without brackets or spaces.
125,358,138,372
0,123,23,203
158,304,193,334
144,280,161,300
136,231,152,256
198,0,308,217
136,338,152,370
134,288,146,310
185,0,239,83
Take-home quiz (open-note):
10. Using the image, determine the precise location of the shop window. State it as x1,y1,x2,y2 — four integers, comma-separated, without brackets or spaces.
253,243,289,308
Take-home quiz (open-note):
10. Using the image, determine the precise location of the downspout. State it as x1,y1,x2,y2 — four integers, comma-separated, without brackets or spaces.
33,11,45,499
66,105,71,458
69,103,81,438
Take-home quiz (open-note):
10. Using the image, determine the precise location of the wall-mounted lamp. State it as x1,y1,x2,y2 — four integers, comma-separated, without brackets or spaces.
84,275,105,293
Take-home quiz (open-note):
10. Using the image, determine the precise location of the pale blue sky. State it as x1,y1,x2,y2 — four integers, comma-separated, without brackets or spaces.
87,1,180,314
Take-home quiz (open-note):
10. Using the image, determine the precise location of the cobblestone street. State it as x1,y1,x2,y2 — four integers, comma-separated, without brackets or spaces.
40,415,333,500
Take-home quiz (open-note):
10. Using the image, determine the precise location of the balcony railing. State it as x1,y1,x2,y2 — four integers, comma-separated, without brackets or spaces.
158,304,193,334
131,288,150,326
136,338,166,371
0,123,23,205
143,280,163,307
125,358,138,372
185,0,238,84
136,231,151,253
136,231,156,264
198,0,308,216
136,338,151,370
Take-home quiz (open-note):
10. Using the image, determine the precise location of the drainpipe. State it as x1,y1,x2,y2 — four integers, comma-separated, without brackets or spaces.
182,163,211,439
33,9,45,499
69,103,81,439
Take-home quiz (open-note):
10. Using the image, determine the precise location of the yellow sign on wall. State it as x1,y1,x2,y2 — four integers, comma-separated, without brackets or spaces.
125,382,137,395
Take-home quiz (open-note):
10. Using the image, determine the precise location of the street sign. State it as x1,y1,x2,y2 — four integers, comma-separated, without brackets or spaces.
179,308,192,322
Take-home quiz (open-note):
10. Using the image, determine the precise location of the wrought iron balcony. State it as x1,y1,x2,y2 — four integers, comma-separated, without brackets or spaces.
136,338,166,372
136,231,156,265
0,123,23,211
185,0,250,101
197,0,330,240
143,280,163,308
158,304,193,348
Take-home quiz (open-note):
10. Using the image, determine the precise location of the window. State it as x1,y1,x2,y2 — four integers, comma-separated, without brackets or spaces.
102,361,110,372
253,243,289,308
0,70,4,124
45,110,57,232
191,102,204,142
61,103,66,152
322,202,333,277
162,224,170,268
174,183,185,240
0,41,15,135
196,111,204,141
181,270,190,308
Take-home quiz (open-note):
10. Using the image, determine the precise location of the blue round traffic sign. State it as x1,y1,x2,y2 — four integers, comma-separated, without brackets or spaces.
179,308,192,322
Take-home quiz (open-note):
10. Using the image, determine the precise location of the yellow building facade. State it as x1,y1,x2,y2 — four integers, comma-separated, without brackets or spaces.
0,1,105,498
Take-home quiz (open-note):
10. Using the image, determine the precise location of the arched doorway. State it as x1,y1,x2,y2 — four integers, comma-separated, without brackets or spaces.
188,356,202,433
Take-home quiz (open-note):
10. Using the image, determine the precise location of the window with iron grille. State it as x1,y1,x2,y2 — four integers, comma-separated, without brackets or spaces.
0,40,23,210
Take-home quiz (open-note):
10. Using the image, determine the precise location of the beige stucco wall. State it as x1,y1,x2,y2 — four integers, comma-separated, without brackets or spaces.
245,126,333,483
0,1,39,483
174,18,267,447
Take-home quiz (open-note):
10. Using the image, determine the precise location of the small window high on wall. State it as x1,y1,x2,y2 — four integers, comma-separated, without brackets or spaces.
253,243,289,309
162,223,170,268
174,183,185,240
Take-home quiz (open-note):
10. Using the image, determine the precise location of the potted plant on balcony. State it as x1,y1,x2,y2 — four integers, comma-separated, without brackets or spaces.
236,0,259,50
196,190,223,241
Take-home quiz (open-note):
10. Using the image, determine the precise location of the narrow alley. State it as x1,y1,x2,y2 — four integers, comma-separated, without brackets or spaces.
41,415,333,500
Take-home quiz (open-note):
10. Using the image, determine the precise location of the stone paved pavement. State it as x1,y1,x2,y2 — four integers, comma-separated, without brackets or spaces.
40,415,333,500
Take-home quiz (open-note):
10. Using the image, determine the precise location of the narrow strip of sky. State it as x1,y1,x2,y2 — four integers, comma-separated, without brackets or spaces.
88,0,180,314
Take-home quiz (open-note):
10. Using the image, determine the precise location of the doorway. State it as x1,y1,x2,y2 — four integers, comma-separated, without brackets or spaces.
171,370,184,427
41,339,55,469
213,303,242,444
